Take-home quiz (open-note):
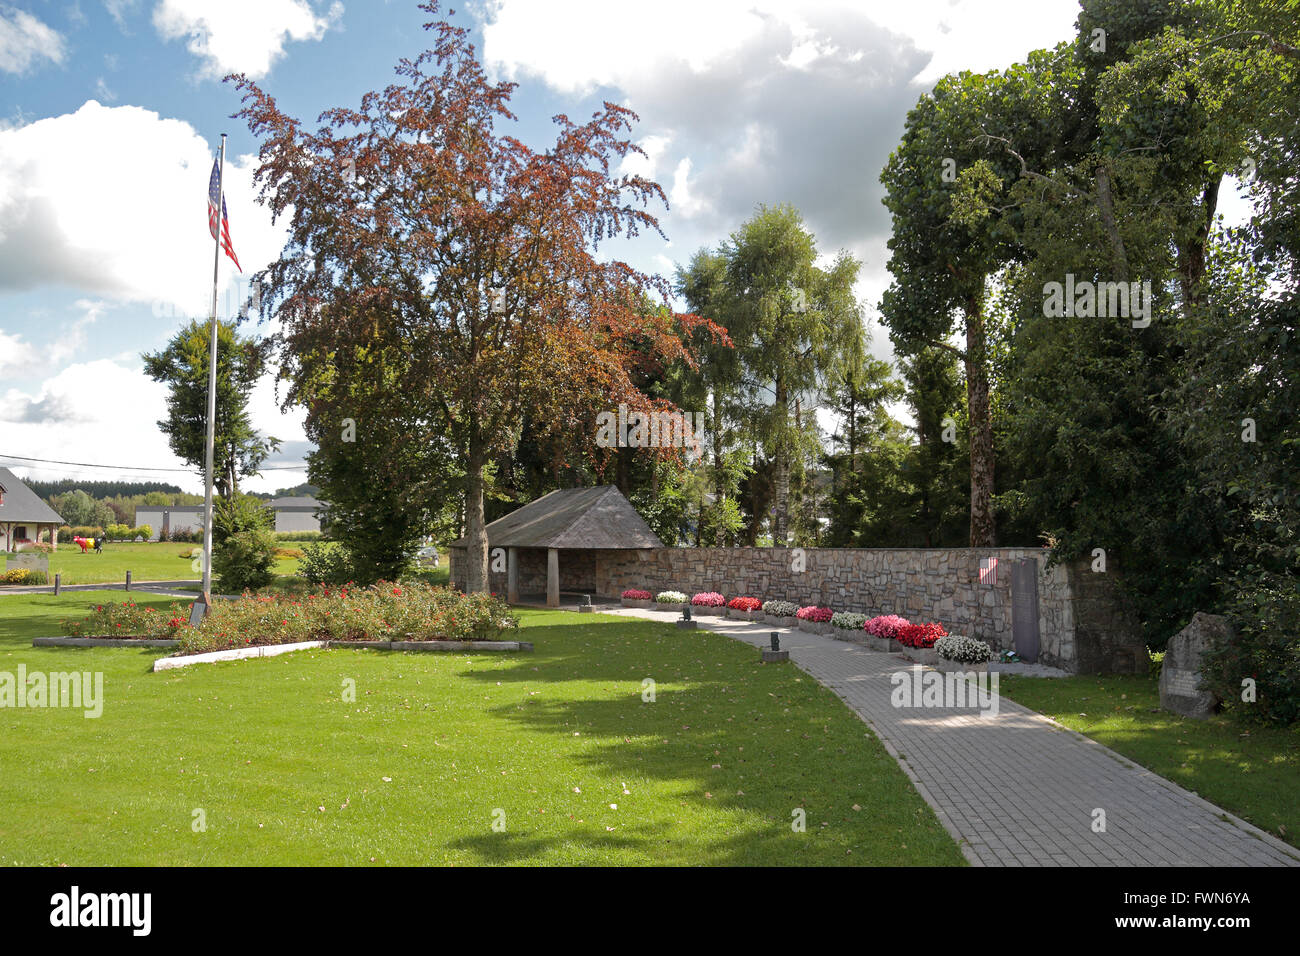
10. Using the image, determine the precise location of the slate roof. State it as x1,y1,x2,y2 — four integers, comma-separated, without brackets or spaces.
451,486,663,550
0,467,65,524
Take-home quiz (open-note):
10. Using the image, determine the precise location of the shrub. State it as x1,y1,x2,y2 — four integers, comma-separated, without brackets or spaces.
897,622,948,648
831,611,867,630
299,542,356,586
727,596,762,611
213,529,277,592
655,590,687,604
796,605,833,623
274,530,323,542
763,600,798,617
864,615,910,639
62,600,186,638
691,592,726,607
1202,596,1300,726
133,524,153,541
1,568,47,585
105,523,132,540
173,583,517,655
274,547,304,559
213,494,272,545
935,635,993,663
621,589,652,600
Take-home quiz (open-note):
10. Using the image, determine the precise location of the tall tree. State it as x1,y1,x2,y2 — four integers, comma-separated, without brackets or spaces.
233,2,721,590
142,319,279,502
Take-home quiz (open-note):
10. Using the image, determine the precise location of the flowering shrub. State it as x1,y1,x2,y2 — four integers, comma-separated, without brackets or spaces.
62,601,183,638
796,606,833,623
621,589,652,600
62,584,518,655
935,635,993,664
727,596,762,611
864,615,910,639
831,611,867,630
896,622,948,649
762,600,798,617
1,568,48,585
655,590,687,604
691,592,726,607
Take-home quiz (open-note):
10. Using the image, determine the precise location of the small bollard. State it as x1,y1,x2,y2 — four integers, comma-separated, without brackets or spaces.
761,631,790,663
54,572,61,596
125,570,132,592
676,605,697,630
578,593,594,614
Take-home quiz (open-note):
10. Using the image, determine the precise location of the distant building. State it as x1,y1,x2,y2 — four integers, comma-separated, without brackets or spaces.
134,505,206,541
266,496,326,533
0,467,67,550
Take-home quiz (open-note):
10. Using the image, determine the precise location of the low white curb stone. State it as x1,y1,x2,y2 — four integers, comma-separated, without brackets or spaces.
153,640,327,671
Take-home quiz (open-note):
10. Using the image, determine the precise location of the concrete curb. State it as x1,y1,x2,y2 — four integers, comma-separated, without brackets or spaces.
333,639,532,652
153,640,328,671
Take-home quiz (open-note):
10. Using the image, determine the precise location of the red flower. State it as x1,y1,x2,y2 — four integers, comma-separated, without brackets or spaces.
393,587,402,595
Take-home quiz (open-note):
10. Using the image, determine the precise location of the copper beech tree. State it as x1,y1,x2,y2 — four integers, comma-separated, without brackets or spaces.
232,2,723,590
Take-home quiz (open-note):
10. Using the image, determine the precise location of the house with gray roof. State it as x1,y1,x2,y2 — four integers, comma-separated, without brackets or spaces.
0,467,66,551
448,485,662,607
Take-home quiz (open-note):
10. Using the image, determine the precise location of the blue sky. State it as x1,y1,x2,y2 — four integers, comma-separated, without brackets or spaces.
6,0,1239,495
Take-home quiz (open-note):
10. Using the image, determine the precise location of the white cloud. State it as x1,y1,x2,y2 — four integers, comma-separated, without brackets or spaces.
153,0,343,79
0,100,286,316
0,6,66,74
0,328,37,375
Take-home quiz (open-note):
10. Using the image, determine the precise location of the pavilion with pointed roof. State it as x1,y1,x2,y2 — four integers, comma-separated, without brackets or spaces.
448,485,663,607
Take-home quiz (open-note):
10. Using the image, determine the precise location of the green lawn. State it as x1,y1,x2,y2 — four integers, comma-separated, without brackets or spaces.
998,674,1300,849
0,593,964,866
1,541,302,585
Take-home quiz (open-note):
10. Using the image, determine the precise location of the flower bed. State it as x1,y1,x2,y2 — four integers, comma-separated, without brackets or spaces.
61,584,519,657
691,592,728,616
654,590,687,611
762,600,798,625
864,614,910,640
935,635,993,665
830,612,867,640
727,596,762,619
897,622,947,649
621,588,653,608
796,606,833,623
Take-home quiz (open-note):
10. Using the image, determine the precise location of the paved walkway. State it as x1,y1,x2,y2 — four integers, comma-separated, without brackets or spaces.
602,605,1300,867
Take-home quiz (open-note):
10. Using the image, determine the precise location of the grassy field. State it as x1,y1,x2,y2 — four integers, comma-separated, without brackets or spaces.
0,593,964,866
1,541,302,585
998,674,1300,849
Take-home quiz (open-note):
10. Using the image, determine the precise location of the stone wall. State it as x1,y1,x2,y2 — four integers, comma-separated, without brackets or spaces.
450,545,1146,674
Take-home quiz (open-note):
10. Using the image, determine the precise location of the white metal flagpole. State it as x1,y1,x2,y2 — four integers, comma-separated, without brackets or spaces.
201,133,227,610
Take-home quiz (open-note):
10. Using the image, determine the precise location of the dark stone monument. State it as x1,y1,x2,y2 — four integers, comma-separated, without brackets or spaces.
1011,559,1040,663
761,632,789,663
1159,612,1228,719
578,593,594,614
676,605,697,630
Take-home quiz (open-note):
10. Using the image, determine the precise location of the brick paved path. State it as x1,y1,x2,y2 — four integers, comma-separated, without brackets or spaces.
604,606,1299,867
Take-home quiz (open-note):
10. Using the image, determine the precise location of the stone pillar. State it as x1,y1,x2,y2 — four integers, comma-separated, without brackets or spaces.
507,547,519,605
547,548,560,608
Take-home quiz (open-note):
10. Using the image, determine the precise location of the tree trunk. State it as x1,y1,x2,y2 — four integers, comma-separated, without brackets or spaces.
712,391,727,546
1095,162,1130,283
965,299,996,547
464,443,489,593
1178,178,1220,316
771,375,789,546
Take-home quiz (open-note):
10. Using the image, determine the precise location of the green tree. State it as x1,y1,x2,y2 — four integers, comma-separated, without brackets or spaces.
142,319,279,502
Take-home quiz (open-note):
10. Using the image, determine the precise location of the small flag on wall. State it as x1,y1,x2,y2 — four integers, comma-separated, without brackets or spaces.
979,556,998,585
208,157,242,273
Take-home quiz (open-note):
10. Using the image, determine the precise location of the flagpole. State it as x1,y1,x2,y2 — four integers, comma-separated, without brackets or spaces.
201,133,227,610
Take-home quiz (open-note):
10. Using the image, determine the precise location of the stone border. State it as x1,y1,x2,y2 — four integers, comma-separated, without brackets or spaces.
154,640,328,671
34,636,179,648
329,640,533,652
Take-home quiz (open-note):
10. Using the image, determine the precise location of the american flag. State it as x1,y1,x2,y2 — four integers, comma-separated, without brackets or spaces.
979,556,998,585
208,157,242,273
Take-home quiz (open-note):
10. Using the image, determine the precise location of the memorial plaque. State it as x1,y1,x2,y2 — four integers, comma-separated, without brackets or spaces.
188,601,207,627
1159,612,1227,718
1011,559,1040,663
